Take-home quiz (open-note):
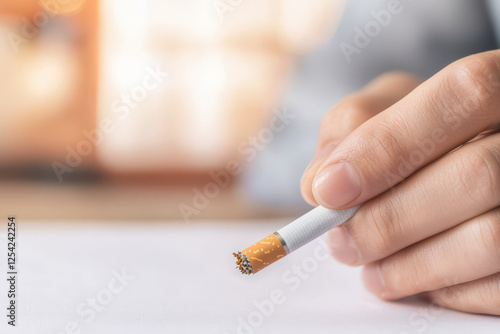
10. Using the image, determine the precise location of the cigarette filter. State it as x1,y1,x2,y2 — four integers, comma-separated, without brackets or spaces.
234,205,360,274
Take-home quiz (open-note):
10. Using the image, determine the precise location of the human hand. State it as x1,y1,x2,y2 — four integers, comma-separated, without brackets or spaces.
301,52,500,315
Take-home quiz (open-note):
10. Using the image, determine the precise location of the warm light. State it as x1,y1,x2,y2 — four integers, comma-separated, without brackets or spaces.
183,51,227,167
41,0,87,16
21,47,79,117
96,0,345,173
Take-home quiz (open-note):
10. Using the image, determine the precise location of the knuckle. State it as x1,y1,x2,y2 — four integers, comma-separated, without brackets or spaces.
322,95,370,128
364,199,402,256
447,55,499,118
335,94,373,115
375,70,420,83
475,275,500,313
428,290,453,309
476,210,500,264
384,246,440,294
456,146,500,207
318,94,375,151
430,285,460,307
406,247,441,291
358,119,408,180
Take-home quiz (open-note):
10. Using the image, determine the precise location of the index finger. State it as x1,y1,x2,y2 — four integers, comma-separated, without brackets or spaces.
312,50,500,209
301,72,421,206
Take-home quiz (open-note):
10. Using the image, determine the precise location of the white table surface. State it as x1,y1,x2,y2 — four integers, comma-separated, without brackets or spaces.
1,220,498,334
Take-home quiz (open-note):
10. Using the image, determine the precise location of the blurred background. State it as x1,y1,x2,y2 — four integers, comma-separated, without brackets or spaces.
0,0,497,221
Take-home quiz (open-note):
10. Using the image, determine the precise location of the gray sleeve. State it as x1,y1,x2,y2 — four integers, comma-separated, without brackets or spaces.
487,0,500,47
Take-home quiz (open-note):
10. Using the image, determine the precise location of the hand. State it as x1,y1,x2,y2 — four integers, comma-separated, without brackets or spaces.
301,51,500,316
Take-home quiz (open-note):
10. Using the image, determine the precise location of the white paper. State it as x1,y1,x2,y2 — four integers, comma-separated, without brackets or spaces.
0,220,498,334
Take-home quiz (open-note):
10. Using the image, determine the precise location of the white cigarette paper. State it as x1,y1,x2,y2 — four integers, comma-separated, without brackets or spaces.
234,205,361,274
277,205,361,253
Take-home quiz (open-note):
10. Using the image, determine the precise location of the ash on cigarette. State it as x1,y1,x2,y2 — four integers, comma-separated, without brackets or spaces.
233,252,253,275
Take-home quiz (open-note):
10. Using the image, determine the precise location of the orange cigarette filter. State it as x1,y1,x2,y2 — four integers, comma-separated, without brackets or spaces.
233,233,287,274
233,205,361,275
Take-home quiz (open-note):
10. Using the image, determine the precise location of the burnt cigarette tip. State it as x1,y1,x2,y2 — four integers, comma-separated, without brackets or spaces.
233,233,287,275
233,252,254,275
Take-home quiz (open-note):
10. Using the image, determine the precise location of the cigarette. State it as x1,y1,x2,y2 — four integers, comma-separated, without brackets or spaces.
233,205,360,275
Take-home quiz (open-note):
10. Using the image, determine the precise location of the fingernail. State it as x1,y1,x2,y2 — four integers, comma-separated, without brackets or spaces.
327,226,360,265
313,162,361,208
362,263,386,298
